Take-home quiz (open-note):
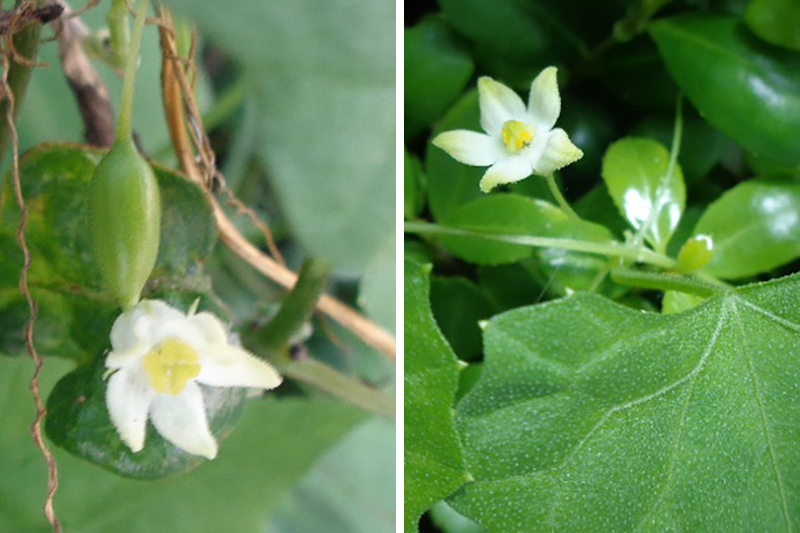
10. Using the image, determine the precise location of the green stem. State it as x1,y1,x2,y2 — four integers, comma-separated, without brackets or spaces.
115,0,149,141
588,257,617,293
610,268,722,298
255,257,332,351
282,358,394,419
545,173,580,221
106,0,131,70
405,221,677,269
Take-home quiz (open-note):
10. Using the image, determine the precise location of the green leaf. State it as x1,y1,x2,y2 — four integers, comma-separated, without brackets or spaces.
601,138,686,253
574,185,630,239
477,261,544,312
0,357,365,532
534,210,625,299
436,0,582,65
431,277,494,362
263,416,395,533
439,193,570,265
45,351,247,479
164,0,394,274
662,290,706,314
693,177,800,279
404,260,468,533
630,113,729,185
745,0,800,51
405,147,425,220
0,144,218,363
558,101,616,181
451,275,800,530
358,234,396,334
651,15,800,166
405,16,474,139
600,36,678,111
429,501,483,533
426,90,484,221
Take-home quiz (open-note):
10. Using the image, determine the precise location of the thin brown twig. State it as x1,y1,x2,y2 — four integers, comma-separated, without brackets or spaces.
216,175,285,265
213,201,397,360
1,52,63,533
157,9,284,264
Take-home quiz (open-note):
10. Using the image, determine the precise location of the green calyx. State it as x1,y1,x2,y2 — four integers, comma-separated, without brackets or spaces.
89,139,161,310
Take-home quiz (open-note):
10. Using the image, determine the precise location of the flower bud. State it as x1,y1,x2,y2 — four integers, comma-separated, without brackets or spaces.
676,234,713,274
89,139,161,310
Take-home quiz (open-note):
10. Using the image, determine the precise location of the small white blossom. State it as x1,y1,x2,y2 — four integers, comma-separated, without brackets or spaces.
433,67,583,193
104,299,282,459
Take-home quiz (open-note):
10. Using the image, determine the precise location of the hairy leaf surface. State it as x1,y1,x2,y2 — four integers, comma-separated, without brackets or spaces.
452,275,800,531
404,260,468,533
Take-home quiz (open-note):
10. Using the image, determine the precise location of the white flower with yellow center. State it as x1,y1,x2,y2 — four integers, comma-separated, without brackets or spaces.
104,299,282,459
433,67,583,193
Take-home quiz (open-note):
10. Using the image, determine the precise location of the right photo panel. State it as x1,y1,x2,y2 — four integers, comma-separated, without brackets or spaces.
404,0,800,531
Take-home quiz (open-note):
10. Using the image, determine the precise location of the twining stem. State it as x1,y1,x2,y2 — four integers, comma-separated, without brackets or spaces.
115,0,148,141
405,221,677,269
255,257,332,352
610,268,722,298
545,173,580,221
1,51,63,533
0,9,41,166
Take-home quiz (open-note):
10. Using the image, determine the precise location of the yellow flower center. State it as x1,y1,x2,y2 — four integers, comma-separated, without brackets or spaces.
143,338,201,395
501,120,535,154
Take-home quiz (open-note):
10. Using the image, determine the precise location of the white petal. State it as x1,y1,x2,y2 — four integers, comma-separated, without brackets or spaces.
186,312,230,347
479,156,533,193
106,368,153,453
196,345,283,389
478,77,526,135
107,300,186,368
528,66,561,132
149,382,218,459
432,130,502,167
532,128,584,176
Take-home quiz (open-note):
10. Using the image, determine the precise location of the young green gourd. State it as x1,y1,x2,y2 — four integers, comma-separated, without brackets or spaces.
89,0,160,310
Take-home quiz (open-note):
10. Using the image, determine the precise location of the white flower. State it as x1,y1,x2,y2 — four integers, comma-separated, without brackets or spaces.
433,67,583,193
104,299,282,459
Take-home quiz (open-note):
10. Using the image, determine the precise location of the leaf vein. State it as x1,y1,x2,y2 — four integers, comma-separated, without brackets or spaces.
555,302,728,472
732,299,792,531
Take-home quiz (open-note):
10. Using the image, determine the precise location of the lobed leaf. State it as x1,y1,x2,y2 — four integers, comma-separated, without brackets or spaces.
451,274,800,531
404,259,468,533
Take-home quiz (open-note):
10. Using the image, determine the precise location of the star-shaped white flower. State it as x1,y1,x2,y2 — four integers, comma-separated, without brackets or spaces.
433,67,583,193
104,299,282,459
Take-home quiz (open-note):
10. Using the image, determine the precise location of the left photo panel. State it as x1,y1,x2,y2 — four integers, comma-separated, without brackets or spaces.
0,1,397,532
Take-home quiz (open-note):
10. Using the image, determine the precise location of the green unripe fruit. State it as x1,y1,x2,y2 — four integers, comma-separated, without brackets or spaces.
676,234,713,274
89,139,161,310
